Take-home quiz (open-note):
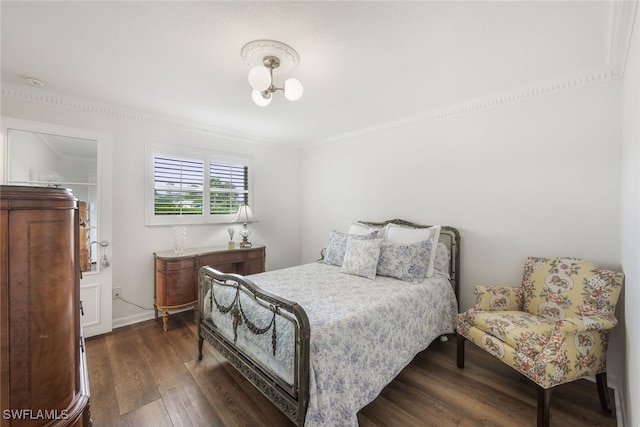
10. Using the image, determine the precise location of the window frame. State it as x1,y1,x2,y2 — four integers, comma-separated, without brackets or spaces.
145,143,253,226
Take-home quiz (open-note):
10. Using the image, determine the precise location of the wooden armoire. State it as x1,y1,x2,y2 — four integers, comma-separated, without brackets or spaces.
1,186,90,426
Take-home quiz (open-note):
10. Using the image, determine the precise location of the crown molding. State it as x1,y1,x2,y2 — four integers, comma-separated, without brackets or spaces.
606,0,638,77
2,66,619,151
310,68,618,147
0,85,294,149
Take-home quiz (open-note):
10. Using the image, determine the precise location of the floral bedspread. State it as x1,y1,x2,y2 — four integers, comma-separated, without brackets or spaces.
240,262,458,427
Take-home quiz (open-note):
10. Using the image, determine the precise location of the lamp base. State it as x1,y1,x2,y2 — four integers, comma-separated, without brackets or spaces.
239,238,252,248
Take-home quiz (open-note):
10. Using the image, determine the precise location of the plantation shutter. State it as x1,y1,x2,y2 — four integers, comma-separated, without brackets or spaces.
209,162,248,215
153,156,204,215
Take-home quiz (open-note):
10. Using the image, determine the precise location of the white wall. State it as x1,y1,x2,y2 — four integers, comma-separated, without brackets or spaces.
621,6,640,427
1,96,303,326
301,80,625,384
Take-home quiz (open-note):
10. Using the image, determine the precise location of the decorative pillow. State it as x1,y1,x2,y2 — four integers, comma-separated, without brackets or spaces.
385,224,441,277
323,230,379,266
433,242,451,278
377,239,432,282
348,221,387,239
341,236,383,279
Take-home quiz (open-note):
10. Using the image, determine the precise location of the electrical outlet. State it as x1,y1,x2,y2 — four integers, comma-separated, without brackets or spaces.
112,287,121,299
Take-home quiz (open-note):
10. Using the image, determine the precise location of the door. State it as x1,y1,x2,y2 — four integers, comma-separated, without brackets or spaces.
1,117,113,337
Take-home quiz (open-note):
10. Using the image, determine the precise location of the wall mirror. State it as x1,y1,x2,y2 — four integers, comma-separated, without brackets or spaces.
5,128,99,273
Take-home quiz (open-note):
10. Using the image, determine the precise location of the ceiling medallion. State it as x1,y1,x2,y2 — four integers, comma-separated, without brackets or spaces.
241,40,303,107
241,40,300,73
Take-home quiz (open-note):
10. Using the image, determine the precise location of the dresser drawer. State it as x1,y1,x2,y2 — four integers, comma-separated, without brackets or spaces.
159,258,196,272
199,251,244,266
245,247,265,260
155,257,196,307
164,269,196,305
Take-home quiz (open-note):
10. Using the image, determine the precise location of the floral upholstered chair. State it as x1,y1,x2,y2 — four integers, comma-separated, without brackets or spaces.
456,257,624,427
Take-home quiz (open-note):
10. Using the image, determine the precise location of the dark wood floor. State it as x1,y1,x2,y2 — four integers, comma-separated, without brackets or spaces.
86,311,617,426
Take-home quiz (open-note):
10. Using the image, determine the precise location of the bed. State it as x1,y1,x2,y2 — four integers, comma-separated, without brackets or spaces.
197,219,460,427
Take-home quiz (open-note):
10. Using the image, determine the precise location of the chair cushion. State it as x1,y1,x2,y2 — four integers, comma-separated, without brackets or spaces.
461,310,557,356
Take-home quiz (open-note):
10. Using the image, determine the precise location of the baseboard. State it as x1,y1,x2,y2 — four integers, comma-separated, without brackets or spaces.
610,375,625,427
112,311,156,329
112,306,196,330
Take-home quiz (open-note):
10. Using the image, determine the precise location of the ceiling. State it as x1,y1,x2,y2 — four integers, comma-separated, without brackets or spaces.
0,1,629,148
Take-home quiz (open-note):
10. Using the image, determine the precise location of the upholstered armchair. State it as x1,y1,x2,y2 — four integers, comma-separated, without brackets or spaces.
456,257,624,427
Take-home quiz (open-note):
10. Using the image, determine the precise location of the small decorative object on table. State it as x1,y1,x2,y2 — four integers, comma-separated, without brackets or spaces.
172,225,187,254
227,227,236,249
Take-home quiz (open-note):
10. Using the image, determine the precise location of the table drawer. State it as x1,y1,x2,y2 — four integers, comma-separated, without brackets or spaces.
199,251,244,266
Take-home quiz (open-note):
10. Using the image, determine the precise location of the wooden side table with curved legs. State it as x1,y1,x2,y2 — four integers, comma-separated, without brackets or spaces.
154,245,265,331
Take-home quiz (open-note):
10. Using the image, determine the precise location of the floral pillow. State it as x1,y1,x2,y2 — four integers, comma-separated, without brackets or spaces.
385,223,441,277
341,236,383,279
323,230,379,266
377,239,433,282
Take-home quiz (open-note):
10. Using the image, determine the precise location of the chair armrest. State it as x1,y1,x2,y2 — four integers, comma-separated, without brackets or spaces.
555,314,619,333
537,313,619,386
473,285,524,311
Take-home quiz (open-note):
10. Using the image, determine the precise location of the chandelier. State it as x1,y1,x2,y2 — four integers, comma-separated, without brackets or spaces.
241,40,304,107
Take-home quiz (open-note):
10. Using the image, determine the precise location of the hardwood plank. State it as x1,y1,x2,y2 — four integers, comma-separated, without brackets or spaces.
185,354,283,427
119,398,173,427
358,392,426,427
85,335,120,425
104,324,162,415
140,315,225,426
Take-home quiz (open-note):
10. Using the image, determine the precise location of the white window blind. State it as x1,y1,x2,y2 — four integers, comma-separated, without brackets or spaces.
209,162,248,215
153,156,204,215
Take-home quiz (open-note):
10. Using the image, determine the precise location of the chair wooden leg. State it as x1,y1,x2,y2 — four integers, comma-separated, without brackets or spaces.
596,372,613,413
536,385,552,427
456,333,465,368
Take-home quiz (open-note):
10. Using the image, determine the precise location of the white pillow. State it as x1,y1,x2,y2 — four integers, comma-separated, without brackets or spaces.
433,242,451,278
348,221,386,239
385,223,441,277
341,236,383,280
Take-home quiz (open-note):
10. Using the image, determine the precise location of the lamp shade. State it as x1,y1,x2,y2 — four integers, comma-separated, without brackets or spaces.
248,66,271,91
252,89,272,107
284,78,304,101
231,204,258,224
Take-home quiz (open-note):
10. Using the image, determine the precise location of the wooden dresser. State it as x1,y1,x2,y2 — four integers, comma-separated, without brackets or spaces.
1,186,91,426
153,245,266,331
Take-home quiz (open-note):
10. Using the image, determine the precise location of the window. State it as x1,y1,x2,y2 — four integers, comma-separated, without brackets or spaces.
209,162,248,215
146,144,252,226
154,156,204,216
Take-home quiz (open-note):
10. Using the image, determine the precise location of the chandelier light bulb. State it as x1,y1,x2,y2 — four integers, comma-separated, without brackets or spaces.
252,89,272,106
284,78,304,101
248,66,271,91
